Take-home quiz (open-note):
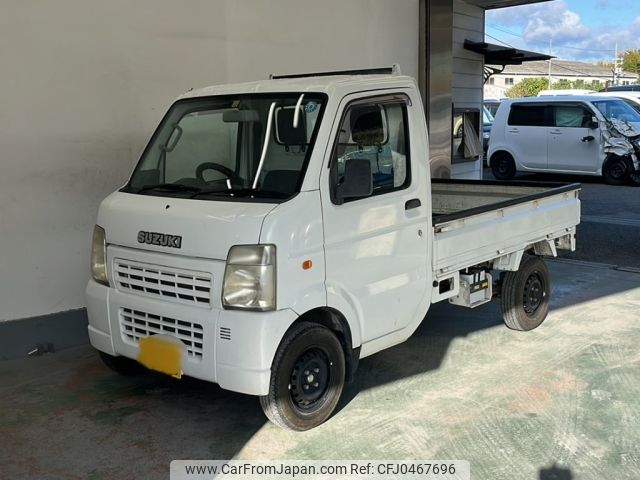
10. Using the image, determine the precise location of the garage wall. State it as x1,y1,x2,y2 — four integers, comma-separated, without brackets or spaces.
451,0,484,179
0,0,419,323
452,0,484,108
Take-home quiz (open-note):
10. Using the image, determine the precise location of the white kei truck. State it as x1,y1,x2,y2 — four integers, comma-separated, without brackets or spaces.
87,68,581,431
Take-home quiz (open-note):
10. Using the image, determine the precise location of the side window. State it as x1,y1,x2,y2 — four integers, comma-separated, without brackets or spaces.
331,100,410,200
554,105,594,128
508,105,551,127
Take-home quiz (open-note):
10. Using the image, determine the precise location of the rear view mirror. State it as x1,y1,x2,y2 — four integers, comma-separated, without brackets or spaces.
334,158,373,205
275,107,307,145
222,110,259,123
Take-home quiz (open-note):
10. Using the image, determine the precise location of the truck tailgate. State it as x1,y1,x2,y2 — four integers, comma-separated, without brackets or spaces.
432,180,581,274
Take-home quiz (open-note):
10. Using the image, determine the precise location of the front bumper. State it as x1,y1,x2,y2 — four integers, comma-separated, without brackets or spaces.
86,279,297,396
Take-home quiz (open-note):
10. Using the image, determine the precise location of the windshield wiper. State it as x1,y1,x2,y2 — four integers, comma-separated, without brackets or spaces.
135,183,201,194
190,187,289,199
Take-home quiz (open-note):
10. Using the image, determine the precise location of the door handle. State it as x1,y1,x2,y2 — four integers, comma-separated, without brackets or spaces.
405,198,421,210
550,130,562,135
508,129,519,133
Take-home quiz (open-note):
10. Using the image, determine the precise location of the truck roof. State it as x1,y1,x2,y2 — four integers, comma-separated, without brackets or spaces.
178,74,418,101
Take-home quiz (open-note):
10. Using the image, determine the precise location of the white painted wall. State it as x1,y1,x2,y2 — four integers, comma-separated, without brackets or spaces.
0,0,419,322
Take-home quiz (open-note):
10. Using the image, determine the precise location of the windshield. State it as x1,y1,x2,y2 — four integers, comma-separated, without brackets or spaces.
591,98,640,124
620,98,640,114
125,93,326,201
483,106,494,125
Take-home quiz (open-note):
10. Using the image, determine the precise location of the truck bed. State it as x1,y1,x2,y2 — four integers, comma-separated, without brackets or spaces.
431,179,581,274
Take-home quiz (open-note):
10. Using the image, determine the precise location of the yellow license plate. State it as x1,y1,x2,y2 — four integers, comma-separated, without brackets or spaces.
138,336,183,379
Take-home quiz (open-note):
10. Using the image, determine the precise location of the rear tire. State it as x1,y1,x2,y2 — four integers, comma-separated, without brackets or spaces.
98,351,145,376
603,155,629,186
491,152,516,180
500,255,550,331
260,322,345,431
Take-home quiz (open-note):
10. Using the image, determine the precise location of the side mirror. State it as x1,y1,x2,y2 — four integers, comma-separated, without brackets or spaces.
334,159,373,205
588,117,599,129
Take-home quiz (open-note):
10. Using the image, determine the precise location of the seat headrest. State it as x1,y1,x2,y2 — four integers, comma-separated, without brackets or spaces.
351,106,384,145
276,108,307,145
262,170,299,195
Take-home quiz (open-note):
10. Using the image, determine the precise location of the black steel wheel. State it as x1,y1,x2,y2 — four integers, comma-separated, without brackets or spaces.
500,255,550,331
260,322,345,431
491,152,516,180
603,155,629,186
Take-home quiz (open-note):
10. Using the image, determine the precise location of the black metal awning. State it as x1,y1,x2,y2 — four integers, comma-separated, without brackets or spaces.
464,40,553,83
464,40,552,65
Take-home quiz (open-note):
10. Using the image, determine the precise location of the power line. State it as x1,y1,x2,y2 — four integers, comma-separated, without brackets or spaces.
486,23,616,53
483,34,618,77
484,33,515,48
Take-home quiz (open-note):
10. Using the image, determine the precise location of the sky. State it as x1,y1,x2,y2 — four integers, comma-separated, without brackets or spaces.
485,0,640,63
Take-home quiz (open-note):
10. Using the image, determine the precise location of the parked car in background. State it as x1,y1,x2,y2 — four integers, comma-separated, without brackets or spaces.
591,91,640,114
538,89,596,96
483,105,493,154
605,84,640,92
484,98,502,117
488,95,640,185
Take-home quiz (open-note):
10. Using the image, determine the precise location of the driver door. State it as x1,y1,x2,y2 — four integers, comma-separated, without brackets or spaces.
548,104,601,173
320,93,429,344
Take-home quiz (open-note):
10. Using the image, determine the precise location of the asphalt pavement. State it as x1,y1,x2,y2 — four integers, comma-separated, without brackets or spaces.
483,168,640,269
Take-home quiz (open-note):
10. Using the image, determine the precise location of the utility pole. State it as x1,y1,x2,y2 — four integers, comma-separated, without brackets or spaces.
613,42,621,86
548,39,553,88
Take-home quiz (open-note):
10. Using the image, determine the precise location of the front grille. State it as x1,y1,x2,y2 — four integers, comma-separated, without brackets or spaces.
114,259,212,308
120,308,204,360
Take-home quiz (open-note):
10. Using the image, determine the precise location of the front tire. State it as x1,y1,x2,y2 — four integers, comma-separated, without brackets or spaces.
260,322,345,431
491,152,516,180
500,255,550,331
602,155,629,185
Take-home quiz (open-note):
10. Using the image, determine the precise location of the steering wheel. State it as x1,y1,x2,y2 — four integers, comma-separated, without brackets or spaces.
195,162,242,184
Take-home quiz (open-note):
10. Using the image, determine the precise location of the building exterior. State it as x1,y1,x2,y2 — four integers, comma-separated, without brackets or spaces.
485,59,639,98
0,0,550,353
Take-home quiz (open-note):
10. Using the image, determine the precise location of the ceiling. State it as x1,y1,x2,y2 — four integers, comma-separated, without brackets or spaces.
465,0,551,9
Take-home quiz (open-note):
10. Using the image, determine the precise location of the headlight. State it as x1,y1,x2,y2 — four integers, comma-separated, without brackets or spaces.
91,225,109,286
222,245,276,311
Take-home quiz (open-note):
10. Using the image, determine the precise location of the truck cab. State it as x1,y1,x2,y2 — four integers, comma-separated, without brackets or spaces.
88,71,580,431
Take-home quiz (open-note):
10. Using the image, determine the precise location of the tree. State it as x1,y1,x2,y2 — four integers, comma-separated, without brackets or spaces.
622,49,640,76
505,77,549,98
552,79,573,90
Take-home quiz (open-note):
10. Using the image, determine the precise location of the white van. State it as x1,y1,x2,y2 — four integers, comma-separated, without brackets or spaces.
488,95,640,185
538,89,596,96
591,91,640,114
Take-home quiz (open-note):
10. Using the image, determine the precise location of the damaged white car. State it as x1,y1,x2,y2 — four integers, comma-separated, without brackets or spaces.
488,95,640,185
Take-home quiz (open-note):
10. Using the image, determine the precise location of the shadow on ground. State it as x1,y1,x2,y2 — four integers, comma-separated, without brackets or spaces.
1,262,639,478
539,463,574,480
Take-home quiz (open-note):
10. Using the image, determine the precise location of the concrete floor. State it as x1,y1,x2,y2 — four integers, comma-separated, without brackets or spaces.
2,260,639,480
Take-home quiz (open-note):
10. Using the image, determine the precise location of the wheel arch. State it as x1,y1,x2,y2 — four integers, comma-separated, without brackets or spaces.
489,149,516,167
287,307,361,382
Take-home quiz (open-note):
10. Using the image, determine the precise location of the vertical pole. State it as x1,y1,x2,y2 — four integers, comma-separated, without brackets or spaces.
418,0,427,109
614,42,618,85
548,39,552,89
